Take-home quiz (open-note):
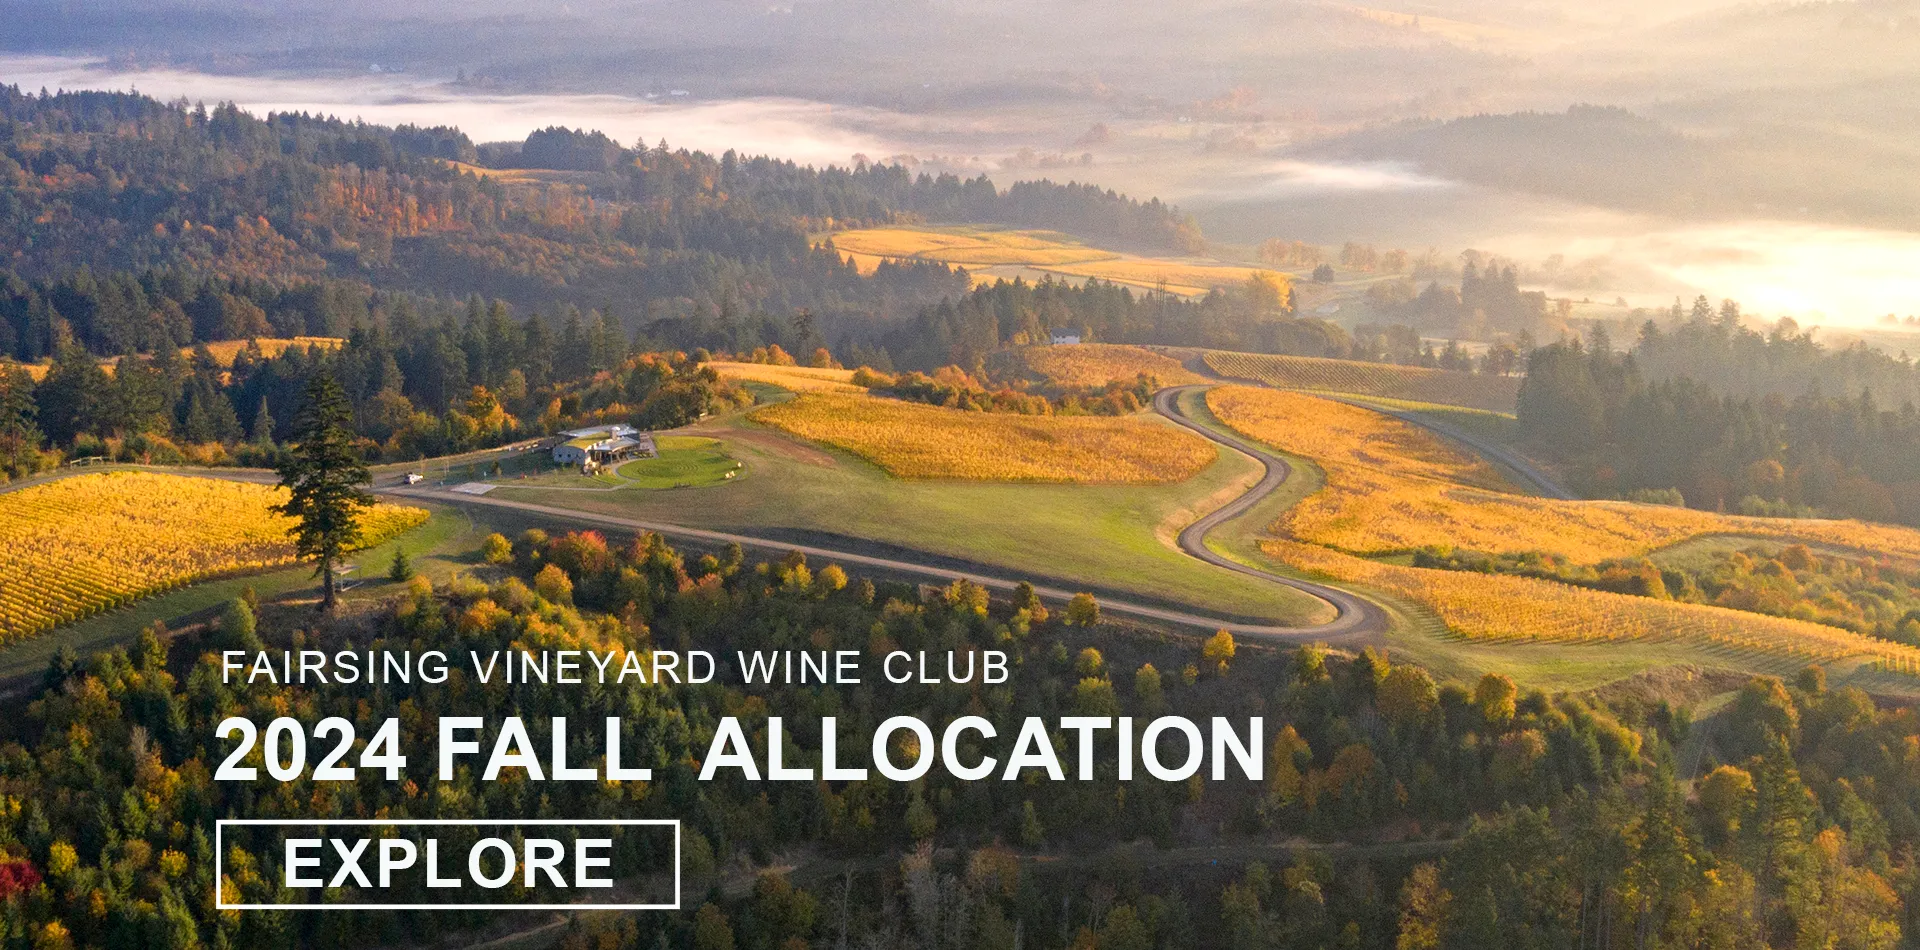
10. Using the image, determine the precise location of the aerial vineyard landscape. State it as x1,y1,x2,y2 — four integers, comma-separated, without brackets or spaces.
0,472,426,642
10,8,1920,945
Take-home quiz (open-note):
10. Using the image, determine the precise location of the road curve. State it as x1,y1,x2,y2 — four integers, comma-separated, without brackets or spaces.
1150,386,1386,643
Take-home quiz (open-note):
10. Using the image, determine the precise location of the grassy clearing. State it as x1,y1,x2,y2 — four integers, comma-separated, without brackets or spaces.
826,225,1283,297
616,436,741,488
1644,534,1901,572
752,392,1216,483
1332,395,1519,444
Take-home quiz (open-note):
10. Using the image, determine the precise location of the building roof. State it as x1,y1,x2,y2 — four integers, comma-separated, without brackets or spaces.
562,424,638,439
561,431,655,454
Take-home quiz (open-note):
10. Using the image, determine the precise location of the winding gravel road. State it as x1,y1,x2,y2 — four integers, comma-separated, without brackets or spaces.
1149,386,1386,643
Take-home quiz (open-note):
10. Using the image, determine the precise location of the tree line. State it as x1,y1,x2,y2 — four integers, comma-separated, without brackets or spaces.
1517,310,1920,525
0,291,751,481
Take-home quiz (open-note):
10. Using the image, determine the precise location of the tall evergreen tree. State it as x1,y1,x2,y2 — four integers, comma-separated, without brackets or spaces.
274,371,372,612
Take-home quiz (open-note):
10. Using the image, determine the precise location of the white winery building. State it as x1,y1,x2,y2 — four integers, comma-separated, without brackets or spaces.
552,425,656,470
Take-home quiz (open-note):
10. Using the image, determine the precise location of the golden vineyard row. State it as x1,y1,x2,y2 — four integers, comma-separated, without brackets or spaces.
751,392,1215,483
0,472,428,642
1203,350,1520,413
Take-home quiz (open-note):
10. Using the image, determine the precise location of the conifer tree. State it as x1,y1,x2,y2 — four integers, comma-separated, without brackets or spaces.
274,371,371,612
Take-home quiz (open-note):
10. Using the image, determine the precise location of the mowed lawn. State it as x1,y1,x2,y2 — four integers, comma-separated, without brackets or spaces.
616,436,742,488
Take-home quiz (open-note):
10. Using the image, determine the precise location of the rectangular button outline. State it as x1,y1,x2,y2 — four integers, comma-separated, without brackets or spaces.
215,818,681,910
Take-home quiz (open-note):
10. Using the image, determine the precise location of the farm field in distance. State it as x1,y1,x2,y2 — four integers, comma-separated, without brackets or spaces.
702,361,865,393
827,225,1286,296
0,471,427,644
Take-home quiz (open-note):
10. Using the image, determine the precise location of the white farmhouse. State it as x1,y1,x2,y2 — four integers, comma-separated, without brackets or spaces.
1049,329,1082,345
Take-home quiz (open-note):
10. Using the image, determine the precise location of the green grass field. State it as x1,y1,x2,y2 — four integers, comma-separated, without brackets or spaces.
616,436,741,488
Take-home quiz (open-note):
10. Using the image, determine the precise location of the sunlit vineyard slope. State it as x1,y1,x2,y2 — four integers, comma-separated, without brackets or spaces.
705,362,865,393
1011,344,1206,387
0,472,428,642
1208,386,1920,563
1267,539,1920,669
752,392,1214,482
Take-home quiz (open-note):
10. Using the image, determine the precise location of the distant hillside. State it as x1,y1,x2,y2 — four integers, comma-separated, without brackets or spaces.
1312,105,1920,227
0,87,1205,362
